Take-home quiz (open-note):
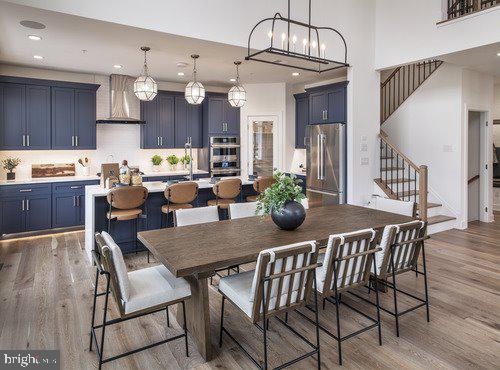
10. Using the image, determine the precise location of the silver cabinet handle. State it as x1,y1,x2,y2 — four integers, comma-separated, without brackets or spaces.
21,199,25,211
19,189,32,192
304,137,307,147
71,135,74,147
27,134,30,147
157,136,160,146
22,134,26,147
160,137,163,146
70,186,81,189
77,195,81,207
75,135,78,147
26,199,30,211
73,195,76,207
325,110,328,121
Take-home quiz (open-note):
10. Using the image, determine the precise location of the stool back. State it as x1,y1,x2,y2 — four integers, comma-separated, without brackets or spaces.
253,176,275,193
165,182,198,204
213,178,242,199
250,241,319,323
107,186,148,209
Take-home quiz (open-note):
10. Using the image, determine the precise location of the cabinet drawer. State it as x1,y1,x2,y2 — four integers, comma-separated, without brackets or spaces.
52,180,99,194
144,176,169,182
0,183,51,197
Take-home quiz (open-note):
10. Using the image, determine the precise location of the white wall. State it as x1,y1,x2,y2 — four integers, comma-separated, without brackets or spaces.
375,0,500,69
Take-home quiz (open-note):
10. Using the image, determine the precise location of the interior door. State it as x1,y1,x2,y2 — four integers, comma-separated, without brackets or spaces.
468,111,480,221
248,119,276,177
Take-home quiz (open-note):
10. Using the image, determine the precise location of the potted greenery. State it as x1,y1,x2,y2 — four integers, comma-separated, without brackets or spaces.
151,155,163,172
180,154,191,170
166,154,179,171
256,171,306,230
2,157,21,181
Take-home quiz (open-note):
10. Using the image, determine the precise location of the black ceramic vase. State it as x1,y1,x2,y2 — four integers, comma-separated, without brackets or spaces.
6,172,15,181
271,201,306,231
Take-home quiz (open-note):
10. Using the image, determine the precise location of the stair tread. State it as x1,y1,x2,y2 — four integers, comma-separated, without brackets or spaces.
377,178,415,184
418,202,442,209
381,167,405,171
397,190,419,197
428,215,455,225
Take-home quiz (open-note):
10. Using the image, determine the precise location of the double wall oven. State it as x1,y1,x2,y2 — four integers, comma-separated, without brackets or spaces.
209,136,241,177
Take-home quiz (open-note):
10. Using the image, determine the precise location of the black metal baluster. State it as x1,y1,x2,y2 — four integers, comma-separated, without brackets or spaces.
407,164,410,202
385,142,388,189
391,148,394,195
380,139,382,181
396,153,399,198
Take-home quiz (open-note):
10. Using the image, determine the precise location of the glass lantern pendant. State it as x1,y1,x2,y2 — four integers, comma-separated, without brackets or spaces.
185,54,205,105
228,61,246,108
134,46,158,101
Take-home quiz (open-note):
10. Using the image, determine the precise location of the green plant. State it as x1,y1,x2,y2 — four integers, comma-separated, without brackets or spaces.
256,171,305,216
151,155,163,166
166,154,179,165
180,154,191,164
2,157,21,172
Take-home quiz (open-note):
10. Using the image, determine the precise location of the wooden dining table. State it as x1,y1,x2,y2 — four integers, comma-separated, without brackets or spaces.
137,204,413,361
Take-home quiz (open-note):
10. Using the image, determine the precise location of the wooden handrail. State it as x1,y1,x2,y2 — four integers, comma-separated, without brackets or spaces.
468,174,480,184
381,66,402,88
379,130,420,172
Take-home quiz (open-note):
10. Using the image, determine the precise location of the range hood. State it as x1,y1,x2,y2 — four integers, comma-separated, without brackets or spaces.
96,74,145,124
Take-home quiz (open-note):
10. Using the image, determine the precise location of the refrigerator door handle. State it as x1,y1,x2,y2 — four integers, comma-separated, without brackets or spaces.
317,134,321,180
319,133,326,180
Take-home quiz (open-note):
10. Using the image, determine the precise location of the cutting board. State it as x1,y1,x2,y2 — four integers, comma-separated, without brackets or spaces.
32,163,75,178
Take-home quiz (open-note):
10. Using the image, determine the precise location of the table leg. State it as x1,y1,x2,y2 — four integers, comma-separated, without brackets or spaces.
176,275,213,361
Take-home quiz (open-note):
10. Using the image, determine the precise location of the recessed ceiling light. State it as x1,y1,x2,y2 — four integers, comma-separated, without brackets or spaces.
28,35,41,41
33,55,44,60
113,64,123,69
497,52,500,57
292,72,300,76
20,20,46,29
229,78,237,82
177,72,185,76
176,61,188,68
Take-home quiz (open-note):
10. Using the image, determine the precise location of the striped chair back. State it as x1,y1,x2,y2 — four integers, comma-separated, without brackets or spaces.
250,241,319,323
377,220,427,279
319,229,378,296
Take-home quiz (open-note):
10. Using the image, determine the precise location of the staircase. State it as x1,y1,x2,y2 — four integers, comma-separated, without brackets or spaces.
377,59,455,232
380,60,442,124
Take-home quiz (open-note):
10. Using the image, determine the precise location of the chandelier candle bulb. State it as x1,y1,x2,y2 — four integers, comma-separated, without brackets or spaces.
292,34,297,52
320,43,326,58
281,33,287,49
302,38,308,54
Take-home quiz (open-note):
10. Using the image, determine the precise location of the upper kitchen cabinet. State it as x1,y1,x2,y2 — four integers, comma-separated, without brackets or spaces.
140,92,175,149
307,81,348,124
203,94,240,141
0,82,51,150
174,96,202,148
294,92,309,149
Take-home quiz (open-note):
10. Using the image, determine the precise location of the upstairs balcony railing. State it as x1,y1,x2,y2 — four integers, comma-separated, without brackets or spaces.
446,0,499,20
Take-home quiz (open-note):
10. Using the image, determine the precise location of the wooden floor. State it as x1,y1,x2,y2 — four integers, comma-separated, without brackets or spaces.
0,216,499,369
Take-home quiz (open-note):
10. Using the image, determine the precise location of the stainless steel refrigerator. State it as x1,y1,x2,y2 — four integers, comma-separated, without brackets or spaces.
305,124,346,207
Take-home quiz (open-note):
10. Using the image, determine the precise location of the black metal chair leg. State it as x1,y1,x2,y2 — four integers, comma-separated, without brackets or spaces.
262,286,268,370
89,268,99,351
390,251,400,337
421,243,430,322
285,312,289,323
99,276,111,370
147,251,150,263
313,273,322,369
322,298,326,310
182,301,189,357
166,306,170,328
332,263,342,365
219,296,225,348
373,258,383,346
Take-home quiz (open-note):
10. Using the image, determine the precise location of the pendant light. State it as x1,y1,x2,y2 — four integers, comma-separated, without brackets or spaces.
134,46,158,101
185,54,205,105
228,61,246,108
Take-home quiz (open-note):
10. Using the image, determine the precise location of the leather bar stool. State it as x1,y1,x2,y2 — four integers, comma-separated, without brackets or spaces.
246,176,275,202
162,181,199,228
106,186,149,261
207,178,242,210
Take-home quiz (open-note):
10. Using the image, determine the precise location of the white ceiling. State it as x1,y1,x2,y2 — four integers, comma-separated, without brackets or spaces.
0,2,347,86
439,42,500,78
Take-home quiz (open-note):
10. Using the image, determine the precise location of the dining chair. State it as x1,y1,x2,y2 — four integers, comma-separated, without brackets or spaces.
106,186,150,261
218,241,321,370
301,197,309,210
293,228,382,365
228,201,263,219
90,231,191,369
162,181,199,228
207,178,242,209
350,220,429,337
246,176,276,202
368,196,417,217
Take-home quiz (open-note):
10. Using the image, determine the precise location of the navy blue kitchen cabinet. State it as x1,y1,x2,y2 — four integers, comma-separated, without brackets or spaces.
140,92,175,149
174,96,203,148
307,81,347,124
0,83,25,150
140,94,160,148
158,93,175,148
52,180,98,228
24,194,52,231
74,89,97,149
0,197,24,234
26,85,51,149
294,92,309,149
203,94,240,143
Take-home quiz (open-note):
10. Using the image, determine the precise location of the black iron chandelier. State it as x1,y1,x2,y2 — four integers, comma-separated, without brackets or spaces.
245,0,349,73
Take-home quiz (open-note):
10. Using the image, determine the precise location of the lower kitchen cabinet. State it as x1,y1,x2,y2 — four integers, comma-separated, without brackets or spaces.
51,180,98,228
0,197,25,234
25,195,52,231
0,194,51,235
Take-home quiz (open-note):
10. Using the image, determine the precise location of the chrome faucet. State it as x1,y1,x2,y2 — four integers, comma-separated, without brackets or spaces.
184,137,193,181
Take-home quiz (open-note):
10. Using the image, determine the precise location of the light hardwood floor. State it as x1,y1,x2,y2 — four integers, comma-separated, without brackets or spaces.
0,216,499,369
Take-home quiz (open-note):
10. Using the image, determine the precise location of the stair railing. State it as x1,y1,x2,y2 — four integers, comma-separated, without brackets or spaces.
380,60,443,124
446,0,499,20
379,130,428,221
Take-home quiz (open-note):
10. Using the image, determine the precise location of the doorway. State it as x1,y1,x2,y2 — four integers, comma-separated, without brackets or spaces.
247,116,281,177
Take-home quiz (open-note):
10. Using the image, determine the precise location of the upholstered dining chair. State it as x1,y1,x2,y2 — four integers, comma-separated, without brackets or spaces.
350,220,429,337
246,176,276,202
228,201,263,219
207,178,242,209
218,241,321,370
293,228,382,365
162,181,199,227
106,186,149,261
90,232,191,370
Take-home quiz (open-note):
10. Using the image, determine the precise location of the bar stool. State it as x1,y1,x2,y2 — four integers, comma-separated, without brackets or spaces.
207,178,242,212
162,181,199,228
246,176,275,202
106,186,149,261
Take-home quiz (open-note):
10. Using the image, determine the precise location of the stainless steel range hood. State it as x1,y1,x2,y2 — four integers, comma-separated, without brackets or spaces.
96,74,145,124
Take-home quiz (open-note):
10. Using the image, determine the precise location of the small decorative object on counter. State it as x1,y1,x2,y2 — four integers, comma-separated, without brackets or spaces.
119,160,131,185
105,170,119,189
131,168,143,186
2,157,21,181
151,155,163,172
166,154,179,171
180,154,191,170
256,171,306,231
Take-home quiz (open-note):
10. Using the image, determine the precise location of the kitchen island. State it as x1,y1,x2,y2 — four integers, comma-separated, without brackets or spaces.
84,177,255,262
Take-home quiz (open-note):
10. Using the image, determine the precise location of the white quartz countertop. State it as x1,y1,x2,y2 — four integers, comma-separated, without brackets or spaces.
0,169,209,186
86,176,253,197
